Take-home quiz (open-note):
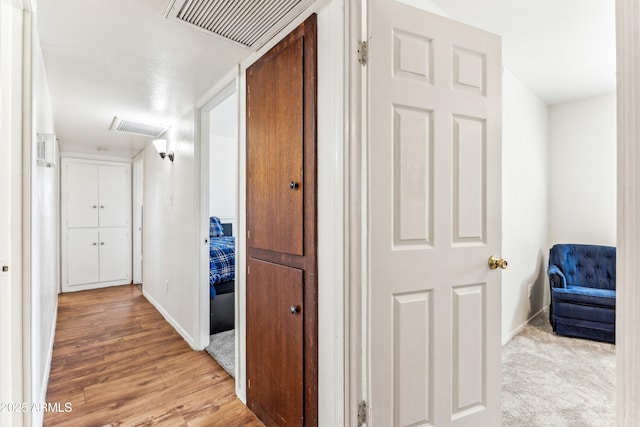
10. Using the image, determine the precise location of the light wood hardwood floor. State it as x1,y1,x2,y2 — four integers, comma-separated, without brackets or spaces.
44,284,262,427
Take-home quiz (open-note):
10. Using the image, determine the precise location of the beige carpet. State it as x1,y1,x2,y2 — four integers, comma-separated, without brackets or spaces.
502,312,615,426
205,329,235,378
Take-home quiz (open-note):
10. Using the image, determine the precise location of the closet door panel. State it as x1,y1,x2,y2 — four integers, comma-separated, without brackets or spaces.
247,37,304,256
99,228,130,283
247,259,303,427
99,165,130,228
67,163,99,228
67,228,100,286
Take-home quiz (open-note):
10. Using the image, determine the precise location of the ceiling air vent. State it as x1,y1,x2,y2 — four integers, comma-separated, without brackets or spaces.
164,0,314,50
109,117,170,138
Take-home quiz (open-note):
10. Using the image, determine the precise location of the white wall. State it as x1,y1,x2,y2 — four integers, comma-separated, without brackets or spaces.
501,69,550,342
209,92,237,226
143,108,200,346
548,93,617,246
501,88,617,343
26,16,60,427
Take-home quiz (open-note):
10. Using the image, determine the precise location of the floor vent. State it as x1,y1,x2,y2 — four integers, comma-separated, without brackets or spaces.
164,0,314,50
109,117,170,138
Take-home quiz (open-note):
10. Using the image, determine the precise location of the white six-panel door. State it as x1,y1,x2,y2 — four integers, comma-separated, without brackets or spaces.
367,2,502,426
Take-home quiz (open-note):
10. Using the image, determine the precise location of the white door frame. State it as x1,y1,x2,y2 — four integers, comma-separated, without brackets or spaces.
132,152,144,284
195,68,239,352
22,3,35,427
346,0,366,425
0,1,27,426
615,1,640,424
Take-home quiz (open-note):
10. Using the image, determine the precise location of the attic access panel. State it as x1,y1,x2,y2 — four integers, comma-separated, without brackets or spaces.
164,0,314,50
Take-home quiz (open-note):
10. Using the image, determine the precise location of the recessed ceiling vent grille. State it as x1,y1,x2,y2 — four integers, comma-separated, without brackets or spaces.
109,117,170,138
164,0,314,49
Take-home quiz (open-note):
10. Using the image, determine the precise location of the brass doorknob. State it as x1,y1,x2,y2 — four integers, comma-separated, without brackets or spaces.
488,255,508,270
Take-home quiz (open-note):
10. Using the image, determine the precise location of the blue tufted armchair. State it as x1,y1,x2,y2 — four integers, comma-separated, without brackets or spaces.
547,244,616,344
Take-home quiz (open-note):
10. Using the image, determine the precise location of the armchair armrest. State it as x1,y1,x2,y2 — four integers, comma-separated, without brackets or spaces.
547,264,567,288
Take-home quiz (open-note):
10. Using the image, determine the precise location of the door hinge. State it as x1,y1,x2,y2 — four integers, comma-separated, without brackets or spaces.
357,41,368,66
357,400,367,426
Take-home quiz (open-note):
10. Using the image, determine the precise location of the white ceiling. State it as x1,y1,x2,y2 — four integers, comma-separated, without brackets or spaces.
37,0,616,158
37,0,250,158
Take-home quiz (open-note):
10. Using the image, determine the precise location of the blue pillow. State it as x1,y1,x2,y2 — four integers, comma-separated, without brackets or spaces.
210,216,225,238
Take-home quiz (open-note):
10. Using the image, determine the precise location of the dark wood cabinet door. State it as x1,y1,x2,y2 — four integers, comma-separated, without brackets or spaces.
247,36,304,257
246,259,303,427
246,14,317,427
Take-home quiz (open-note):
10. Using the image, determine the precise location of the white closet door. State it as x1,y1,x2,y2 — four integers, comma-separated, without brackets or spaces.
99,228,130,282
99,165,130,228
67,228,100,286
67,163,99,228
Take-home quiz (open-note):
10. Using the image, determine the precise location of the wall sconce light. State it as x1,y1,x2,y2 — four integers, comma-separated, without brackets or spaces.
152,139,174,162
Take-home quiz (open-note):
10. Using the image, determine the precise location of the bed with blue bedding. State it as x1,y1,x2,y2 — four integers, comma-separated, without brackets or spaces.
209,236,235,298
209,216,235,334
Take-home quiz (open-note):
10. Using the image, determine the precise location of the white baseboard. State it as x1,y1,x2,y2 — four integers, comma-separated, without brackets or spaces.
61,280,131,293
502,305,549,345
143,290,196,349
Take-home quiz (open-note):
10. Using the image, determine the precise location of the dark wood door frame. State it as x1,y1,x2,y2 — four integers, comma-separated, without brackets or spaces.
246,14,318,427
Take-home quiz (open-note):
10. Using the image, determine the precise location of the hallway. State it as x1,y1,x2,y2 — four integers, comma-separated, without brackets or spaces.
44,285,261,426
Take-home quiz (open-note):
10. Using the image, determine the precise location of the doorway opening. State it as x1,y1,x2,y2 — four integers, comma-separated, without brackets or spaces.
199,80,239,382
